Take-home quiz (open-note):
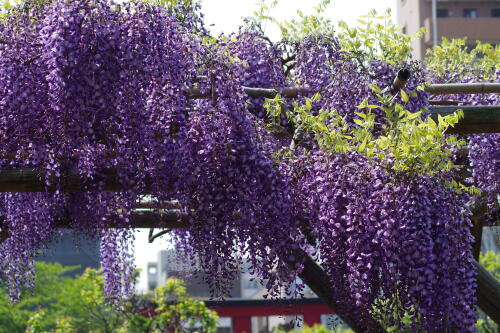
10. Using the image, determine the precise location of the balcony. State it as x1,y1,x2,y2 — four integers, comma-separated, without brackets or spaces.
424,17,500,44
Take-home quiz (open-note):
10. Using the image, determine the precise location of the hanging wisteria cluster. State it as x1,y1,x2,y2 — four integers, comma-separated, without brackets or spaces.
0,0,496,331
0,0,202,301
294,36,429,121
282,152,477,331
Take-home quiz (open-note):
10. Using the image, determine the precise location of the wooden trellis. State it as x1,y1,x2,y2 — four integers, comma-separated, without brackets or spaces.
0,78,499,332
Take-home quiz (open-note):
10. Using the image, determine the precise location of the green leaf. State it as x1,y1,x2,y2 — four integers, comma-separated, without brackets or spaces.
400,89,409,103
305,99,312,110
358,138,367,152
406,111,421,120
356,99,368,109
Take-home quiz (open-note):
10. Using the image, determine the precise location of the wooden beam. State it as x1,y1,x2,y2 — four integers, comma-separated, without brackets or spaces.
0,168,157,193
0,104,497,194
296,251,384,332
0,210,188,241
84,210,189,229
471,200,488,261
188,83,500,100
429,105,500,134
426,83,500,95
476,260,500,325
187,86,311,99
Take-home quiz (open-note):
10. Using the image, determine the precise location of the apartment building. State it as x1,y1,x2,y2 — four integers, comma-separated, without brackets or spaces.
397,0,500,59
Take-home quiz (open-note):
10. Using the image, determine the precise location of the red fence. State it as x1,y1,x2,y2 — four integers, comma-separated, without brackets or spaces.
205,298,332,333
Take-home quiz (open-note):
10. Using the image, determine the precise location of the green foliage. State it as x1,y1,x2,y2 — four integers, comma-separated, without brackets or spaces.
77,268,127,333
250,1,421,65
25,309,49,333
371,289,421,333
0,0,19,11
0,263,217,333
53,317,76,333
337,9,424,65
251,0,335,42
0,262,93,333
475,251,500,332
480,251,500,280
125,278,218,333
282,87,466,176
425,38,500,81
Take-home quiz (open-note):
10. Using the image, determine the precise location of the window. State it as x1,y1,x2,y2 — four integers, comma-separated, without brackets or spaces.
463,8,477,18
492,8,500,18
437,8,449,18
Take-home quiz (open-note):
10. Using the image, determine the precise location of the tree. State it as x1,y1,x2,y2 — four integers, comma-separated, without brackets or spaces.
0,262,218,333
124,278,218,333
0,262,88,333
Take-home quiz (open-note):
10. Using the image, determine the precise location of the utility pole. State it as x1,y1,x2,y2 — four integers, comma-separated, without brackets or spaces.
432,0,438,46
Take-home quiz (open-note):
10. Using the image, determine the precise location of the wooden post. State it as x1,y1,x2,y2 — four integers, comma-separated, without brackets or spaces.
233,316,252,333
303,311,322,327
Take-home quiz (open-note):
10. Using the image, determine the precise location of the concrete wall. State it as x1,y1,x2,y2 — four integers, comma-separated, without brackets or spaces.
424,17,500,44
397,0,425,59
397,0,500,59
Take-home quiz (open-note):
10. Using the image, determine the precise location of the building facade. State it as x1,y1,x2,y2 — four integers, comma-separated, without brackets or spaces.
36,230,100,276
147,250,335,332
147,250,244,298
397,0,500,59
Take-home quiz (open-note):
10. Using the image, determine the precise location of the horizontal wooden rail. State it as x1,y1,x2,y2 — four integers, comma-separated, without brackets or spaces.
476,260,500,325
0,169,169,193
0,210,187,240
429,105,500,134
188,83,500,99
426,83,500,95
187,86,310,99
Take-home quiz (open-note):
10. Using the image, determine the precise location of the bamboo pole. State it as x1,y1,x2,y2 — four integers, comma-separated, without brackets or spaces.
426,83,500,95
391,68,411,93
187,82,500,99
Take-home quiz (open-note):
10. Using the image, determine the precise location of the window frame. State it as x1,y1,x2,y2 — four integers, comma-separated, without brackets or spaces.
463,8,478,18
437,8,449,18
